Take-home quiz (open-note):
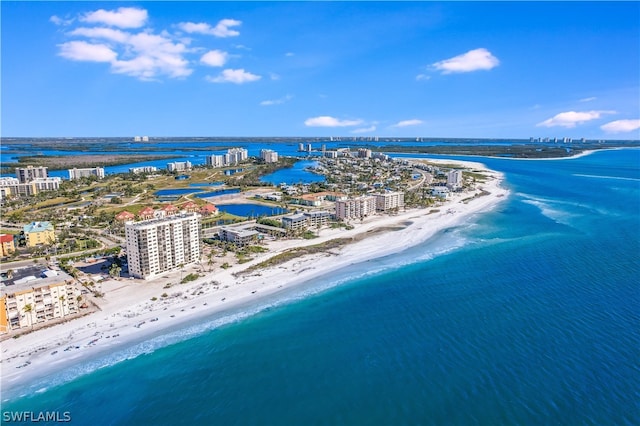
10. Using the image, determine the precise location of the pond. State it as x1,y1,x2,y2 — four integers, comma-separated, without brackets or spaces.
155,188,203,196
194,188,241,198
216,203,287,217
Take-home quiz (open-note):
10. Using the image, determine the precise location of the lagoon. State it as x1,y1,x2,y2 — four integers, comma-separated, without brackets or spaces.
260,160,325,185
216,203,287,217
194,188,241,198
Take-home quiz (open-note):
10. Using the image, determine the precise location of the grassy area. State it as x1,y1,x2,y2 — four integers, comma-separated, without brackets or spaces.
0,229,19,235
464,171,489,182
240,238,352,275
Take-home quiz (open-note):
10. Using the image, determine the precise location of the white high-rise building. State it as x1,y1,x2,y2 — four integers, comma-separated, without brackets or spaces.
335,196,376,221
447,170,463,190
167,161,192,172
16,166,48,183
68,167,105,180
260,149,279,163
125,213,202,280
206,155,225,168
225,148,248,165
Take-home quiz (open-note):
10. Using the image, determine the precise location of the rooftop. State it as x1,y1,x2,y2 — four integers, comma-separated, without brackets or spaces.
23,221,54,233
0,267,74,297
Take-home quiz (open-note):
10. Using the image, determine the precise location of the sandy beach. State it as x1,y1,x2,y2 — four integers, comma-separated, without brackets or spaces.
1,159,509,400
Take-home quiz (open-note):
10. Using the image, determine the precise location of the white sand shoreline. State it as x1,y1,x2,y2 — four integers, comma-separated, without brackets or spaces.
1,159,509,401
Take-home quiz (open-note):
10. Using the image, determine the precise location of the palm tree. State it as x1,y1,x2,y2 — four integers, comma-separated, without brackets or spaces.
22,304,34,329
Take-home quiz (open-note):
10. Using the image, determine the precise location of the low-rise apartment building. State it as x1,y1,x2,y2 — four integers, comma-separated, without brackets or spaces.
0,270,79,334
68,167,105,180
23,221,55,247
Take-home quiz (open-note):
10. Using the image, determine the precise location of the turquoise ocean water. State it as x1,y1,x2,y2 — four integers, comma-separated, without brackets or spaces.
3,149,639,425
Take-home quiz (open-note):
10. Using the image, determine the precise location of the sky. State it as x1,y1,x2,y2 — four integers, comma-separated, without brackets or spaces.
2,1,639,139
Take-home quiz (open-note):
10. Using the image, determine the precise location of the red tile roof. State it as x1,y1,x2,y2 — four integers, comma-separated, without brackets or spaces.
0,234,14,243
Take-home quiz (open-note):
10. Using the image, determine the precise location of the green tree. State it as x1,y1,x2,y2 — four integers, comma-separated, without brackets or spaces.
22,304,34,329
109,263,122,279
58,296,66,318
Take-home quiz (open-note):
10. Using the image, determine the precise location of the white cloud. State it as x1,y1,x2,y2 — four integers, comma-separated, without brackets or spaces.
600,119,640,133
351,125,377,134
81,7,148,29
58,41,117,62
206,69,261,84
416,74,431,81
580,97,597,103
50,15,74,26
432,48,499,74
285,52,295,57
537,110,616,128
57,9,252,82
178,19,241,37
112,32,192,79
304,116,363,127
260,94,293,106
392,119,424,128
70,27,130,43
200,50,228,67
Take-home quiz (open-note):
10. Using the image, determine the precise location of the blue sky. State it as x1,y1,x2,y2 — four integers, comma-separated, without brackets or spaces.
2,1,639,139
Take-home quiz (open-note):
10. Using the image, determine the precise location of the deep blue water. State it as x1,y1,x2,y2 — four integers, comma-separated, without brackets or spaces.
216,203,287,218
194,188,241,198
3,149,639,425
260,160,325,185
154,188,203,197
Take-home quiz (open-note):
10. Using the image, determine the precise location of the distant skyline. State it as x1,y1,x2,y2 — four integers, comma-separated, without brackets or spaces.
2,1,639,139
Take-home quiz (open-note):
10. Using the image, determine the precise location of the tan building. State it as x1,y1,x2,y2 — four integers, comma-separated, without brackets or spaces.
23,222,55,247
0,271,79,334
335,196,376,221
375,191,405,212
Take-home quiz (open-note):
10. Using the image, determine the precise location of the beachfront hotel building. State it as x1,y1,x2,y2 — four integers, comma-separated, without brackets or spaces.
218,226,258,247
0,270,79,334
68,167,105,180
375,192,405,212
16,166,48,183
335,196,376,221
282,211,333,232
125,212,202,280
260,149,279,163
23,222,55,247
447,170,463,190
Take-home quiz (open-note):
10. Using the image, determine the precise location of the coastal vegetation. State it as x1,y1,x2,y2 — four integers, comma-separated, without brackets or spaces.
9,154,181,171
